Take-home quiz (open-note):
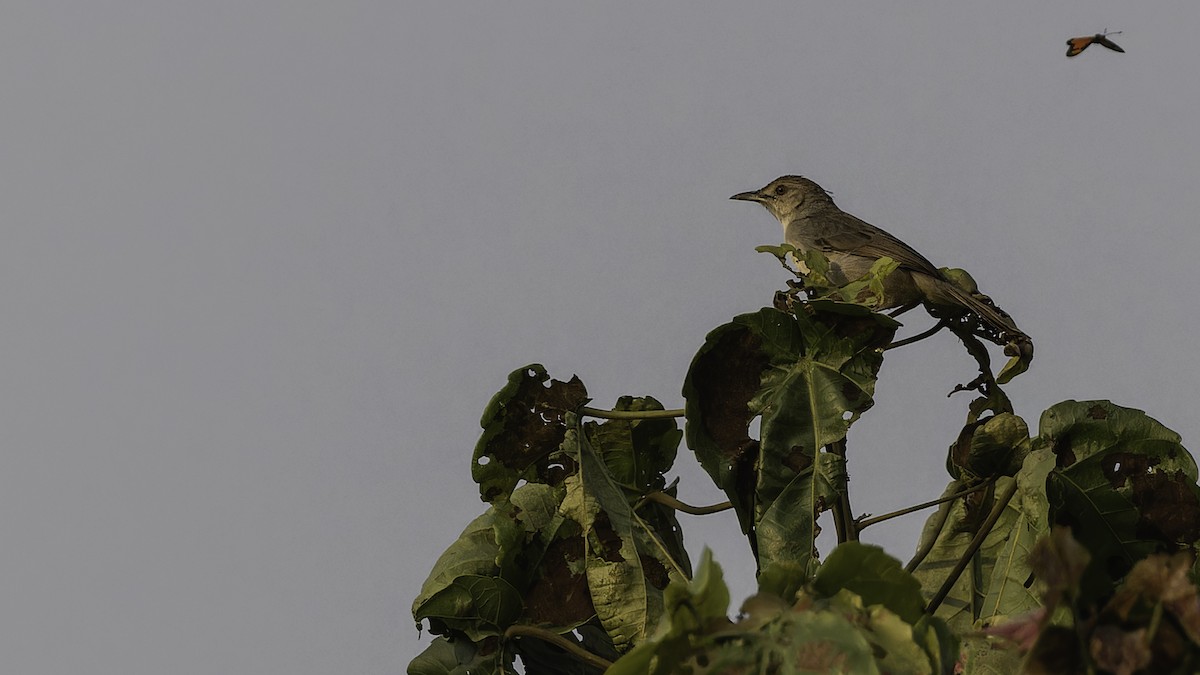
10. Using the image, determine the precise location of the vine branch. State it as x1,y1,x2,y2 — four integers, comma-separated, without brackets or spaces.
504,625,613,671
639,490,731,515
578,406,685,420
858,476,998,530
924,478,1019,616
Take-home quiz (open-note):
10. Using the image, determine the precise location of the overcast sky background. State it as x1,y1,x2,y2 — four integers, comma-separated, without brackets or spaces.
3,1,1198,672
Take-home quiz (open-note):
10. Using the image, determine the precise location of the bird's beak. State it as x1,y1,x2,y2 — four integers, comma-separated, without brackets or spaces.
730,190,767,203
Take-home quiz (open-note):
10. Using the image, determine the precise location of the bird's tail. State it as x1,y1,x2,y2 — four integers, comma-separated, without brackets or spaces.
918,274,1031,347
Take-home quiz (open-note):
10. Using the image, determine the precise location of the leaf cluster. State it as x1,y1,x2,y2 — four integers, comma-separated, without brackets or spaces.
410,259,1200,674
683,301,898,597
410,365,689,673
609,545,956,674
914,400,1200,673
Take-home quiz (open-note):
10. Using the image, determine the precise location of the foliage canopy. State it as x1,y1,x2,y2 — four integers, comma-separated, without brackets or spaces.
409,252,1200,674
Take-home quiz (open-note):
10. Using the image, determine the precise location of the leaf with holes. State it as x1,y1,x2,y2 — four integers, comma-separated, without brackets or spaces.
1037,401,1200,599
472,364,589,503
683,302,897,585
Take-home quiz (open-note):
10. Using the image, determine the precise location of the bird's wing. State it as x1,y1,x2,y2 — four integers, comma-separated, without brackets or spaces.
804,211,944,277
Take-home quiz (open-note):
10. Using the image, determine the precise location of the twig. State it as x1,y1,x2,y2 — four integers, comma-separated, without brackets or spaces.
578,406,684,420
857,477,998,530
887,301,920,318
504,625,613,671
924,478,1019,616
640,490,731,515
906,495,952,573
885,319,949,351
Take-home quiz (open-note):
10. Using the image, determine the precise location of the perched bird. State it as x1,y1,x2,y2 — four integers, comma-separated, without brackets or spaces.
1066,30,1124,57
731,175,1028,346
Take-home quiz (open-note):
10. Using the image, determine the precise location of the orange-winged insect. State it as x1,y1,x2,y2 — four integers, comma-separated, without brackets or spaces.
1066,30,1124,57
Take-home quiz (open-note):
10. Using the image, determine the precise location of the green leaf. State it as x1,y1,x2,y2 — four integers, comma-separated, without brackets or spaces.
1038,400,1200,597
581,397,691,579
859,602,934,674
607,549,731,675
977,448,1055,623
762,602,882,674
412,511,504,628
836,255,901,308
583,395,681,493
683,304,897,583
813,542,925,624
912,614,961,675
412,481,598,646
755,243,801,260
996,340,1032,385
957,413,1030,478
909,477,1025,632
414,575,523,641
563,424,682,652
406,636,509,675
472,364,589,503
613,550,952,674
696,593,883,675
956,634,1024,675
1037,400,1184,460
496,482,571,593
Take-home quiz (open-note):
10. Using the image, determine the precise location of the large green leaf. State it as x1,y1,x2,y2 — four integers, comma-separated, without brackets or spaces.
913,401,1200,635
909,477,1026,633
582,396,690,578
1037,400,1185,461
584,395,681,491
407,636,509,675
947,412,1029,480
683,303,897,582
814,542,925,624
472,364,589,503
611,549,954,674
977,448,1055,623
562,423,684,653
414,574,523,641
411,481,583,634
412,510,506,628
607,549,731,675
1038,400,1200,597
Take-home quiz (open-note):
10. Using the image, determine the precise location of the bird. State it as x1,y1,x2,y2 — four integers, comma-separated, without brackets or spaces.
1066,30,1124,57
731,175,1029,346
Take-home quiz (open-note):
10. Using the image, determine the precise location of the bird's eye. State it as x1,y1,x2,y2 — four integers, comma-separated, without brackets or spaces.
774,185,788,195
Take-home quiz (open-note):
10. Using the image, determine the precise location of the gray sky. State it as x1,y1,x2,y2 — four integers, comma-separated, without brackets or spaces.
4,1,1198,672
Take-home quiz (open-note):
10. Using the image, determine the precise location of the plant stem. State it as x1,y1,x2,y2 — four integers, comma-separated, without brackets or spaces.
503,625,613,670
639,490,731,515
858,477,997,530
924,478,1018,616
578,406,684,420
885,319,948,351
827,440,858,543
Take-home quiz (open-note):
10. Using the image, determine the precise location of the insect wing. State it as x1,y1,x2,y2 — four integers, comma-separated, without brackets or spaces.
1096,35,1125,53
1065,35,1094,57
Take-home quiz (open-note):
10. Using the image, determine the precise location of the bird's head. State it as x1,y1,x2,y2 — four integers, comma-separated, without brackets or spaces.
730,175,835,221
